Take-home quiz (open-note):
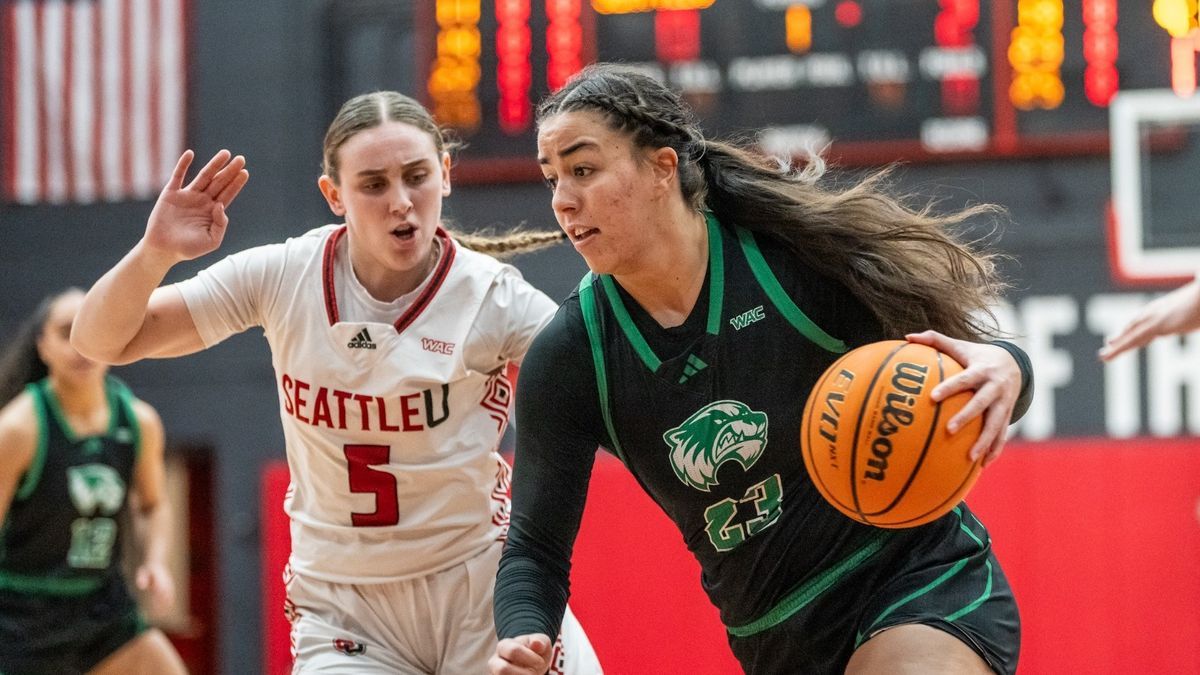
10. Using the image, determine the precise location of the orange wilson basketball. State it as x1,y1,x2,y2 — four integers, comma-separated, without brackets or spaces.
800,340,984,528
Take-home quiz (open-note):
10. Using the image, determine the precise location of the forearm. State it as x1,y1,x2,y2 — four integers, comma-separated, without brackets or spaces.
135,498,173,569
73,241,177,364
494,532,573,639
494,447,591,640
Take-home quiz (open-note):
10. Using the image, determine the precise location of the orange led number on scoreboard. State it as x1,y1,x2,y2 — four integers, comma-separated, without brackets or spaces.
1153,0,1200,96
430,0,483,130
1008,0,1065,110
590,0,714,15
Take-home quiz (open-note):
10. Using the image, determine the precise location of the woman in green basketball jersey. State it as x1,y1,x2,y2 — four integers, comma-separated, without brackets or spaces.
492,64,1034,675
0,289,186,675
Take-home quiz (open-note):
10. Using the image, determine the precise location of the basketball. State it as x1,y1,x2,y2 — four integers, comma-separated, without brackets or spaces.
800,340,984,528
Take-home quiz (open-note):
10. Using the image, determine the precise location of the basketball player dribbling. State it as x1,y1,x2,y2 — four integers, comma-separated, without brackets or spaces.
0,289,186,675
491,64,1034,675
70,92,601,674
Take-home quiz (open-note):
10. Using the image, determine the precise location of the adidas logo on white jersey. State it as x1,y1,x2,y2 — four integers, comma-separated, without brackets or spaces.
347,328,377,350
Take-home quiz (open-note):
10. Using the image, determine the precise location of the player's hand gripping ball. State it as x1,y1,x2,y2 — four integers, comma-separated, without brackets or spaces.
800,340,984,528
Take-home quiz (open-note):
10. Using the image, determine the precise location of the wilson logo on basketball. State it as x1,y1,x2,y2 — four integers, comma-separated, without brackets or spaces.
862,362,927,482
800,340,985,529
420,337,455,355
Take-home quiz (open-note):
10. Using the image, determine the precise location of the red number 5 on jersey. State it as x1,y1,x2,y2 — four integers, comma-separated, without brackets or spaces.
343,444,399,526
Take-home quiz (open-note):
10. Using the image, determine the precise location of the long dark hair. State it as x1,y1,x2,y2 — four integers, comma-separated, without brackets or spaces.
0,290,79,408
536,63,1007,340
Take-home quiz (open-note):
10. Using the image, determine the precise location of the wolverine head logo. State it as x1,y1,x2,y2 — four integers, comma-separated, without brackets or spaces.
663,400,769,492
67,464,126,516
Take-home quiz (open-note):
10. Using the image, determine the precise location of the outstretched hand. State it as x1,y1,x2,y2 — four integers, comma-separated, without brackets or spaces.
489,634,553,675
1099,280,1200,362
905,331,1022,467
135,561,177,621
144,150,249,264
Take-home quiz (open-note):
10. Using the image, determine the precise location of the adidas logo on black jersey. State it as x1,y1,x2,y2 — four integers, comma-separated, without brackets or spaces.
347,328,377,350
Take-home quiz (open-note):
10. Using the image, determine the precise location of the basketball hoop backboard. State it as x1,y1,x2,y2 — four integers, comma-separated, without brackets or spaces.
1110,89,1200,285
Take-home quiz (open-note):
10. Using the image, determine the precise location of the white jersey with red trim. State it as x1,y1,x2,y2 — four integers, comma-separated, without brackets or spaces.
174,224,556,583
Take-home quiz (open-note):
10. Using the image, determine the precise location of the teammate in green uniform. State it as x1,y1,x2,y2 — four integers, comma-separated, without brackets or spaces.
0,289,186,675
491,64,1034,675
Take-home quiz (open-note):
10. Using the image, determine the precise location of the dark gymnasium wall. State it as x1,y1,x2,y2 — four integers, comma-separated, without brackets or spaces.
0,1,1185,672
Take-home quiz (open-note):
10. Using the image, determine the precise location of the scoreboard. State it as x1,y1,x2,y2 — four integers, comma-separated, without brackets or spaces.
389,1,1191,181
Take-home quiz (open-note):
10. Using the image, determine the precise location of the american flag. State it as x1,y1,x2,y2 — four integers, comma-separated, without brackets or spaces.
1,0,187,205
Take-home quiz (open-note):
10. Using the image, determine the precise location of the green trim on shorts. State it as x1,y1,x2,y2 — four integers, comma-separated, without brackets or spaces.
855,506,990,645
0,569,105,596
727,531,889,637
945,560,994,622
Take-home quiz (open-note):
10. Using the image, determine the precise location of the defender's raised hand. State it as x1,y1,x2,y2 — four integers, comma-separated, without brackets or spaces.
1099,279,1200,361
144,150,249,263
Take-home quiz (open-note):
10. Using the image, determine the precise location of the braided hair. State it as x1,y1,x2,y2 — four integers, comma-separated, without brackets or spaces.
536,64,1007,341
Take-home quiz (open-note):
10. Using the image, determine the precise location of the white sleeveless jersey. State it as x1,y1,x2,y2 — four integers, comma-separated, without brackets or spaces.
175,224,556,583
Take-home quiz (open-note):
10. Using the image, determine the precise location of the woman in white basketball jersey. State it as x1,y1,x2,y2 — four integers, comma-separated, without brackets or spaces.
1099,276,1200,360
70,92,601,674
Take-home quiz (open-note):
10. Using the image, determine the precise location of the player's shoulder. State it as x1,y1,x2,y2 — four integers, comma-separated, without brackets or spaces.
449,240,511,279
282,223,341,252
128,397,163,434
215,224,335,270
528,288,586,356
102,376,161,430
0,389,37,429
0,390,39,466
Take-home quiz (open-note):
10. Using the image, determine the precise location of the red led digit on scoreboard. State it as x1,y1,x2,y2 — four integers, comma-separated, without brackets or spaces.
935,0,981,115
547,0,584,91
656,10,700,63
1083,0,1119,106
496,0,532,134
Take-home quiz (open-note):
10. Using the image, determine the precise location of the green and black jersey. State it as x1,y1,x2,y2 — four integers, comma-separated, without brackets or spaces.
0,376,148,673
495,215,1029,673
1,376,140,594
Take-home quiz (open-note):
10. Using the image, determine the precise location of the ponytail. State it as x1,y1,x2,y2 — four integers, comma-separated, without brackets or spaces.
0,295,58,407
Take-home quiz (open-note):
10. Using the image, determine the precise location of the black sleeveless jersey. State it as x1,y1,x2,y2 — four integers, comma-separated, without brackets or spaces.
496,215,1028,640
0,377,141,595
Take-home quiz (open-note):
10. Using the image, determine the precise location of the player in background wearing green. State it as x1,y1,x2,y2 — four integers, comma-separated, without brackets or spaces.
0,289,185,674
1099,277,1200,360
491,64,1034,675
